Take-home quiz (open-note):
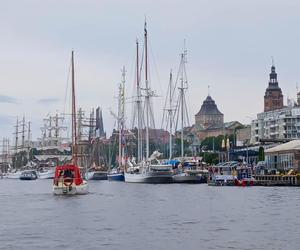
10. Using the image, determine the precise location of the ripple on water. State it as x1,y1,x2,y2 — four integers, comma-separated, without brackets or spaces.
0,180,300,250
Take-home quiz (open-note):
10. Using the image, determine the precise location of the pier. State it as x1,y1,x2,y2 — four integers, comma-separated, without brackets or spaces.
253,174,300,186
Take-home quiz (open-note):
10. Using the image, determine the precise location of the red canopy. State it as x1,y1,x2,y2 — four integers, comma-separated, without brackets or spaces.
54,164,84,185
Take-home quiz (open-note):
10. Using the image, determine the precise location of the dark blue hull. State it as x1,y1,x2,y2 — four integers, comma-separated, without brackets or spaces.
107,173,125,182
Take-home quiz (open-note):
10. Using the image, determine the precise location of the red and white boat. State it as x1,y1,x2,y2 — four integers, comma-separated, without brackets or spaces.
53,164,88,195
52,51,88,195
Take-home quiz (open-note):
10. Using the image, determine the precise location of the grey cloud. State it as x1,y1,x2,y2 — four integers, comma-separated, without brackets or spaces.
37,98,60,104
0,95,18,104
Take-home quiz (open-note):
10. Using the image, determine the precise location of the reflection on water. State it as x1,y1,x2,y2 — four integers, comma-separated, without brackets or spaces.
0,180,300,250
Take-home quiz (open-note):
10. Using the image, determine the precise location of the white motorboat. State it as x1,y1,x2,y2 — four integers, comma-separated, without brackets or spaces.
173,169,207,183
5,170,22,179
38,168,55,179
85,169,107,180
20,170,38,180
125,163,173,183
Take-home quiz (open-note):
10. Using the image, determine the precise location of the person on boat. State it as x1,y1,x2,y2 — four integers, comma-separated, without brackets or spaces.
64,169,74,178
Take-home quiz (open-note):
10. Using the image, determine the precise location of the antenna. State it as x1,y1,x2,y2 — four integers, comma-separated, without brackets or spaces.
271,56,275,66
208,85,210,96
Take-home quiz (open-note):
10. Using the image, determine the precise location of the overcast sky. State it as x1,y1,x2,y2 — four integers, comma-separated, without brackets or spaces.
1,0,300,143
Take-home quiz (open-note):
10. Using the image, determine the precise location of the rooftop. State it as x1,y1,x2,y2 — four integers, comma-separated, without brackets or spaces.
195,95,223,116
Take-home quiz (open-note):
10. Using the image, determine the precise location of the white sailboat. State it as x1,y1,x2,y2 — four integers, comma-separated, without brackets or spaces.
53,51,88,195
108,67,126,182
125,22,173,183
168,46,205,183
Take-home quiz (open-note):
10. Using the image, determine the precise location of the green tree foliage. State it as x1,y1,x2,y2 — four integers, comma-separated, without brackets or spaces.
258,146,265,161
199,152,219,165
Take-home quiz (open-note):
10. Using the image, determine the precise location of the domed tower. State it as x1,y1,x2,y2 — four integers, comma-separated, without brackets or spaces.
195,95,224,129
264,63,283,112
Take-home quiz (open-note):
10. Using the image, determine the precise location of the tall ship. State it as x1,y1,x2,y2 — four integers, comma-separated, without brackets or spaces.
35,113,70,179
107,67,126,182
124,22,173,183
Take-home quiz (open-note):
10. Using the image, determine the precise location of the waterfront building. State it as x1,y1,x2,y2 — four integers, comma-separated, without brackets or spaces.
251,63,300,144
264,140,300,171
251,106,300,144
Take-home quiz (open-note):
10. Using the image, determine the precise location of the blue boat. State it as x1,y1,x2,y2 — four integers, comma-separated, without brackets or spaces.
107,169,125,182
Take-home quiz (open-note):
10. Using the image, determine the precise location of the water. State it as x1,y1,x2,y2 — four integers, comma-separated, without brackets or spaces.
0,180,300,250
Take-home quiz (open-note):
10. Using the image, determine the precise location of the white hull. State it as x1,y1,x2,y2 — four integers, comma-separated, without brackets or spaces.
85,172,94,180
124,172,173,183
5,171,22,179
38,169,55,179
173,173,205,183
53,181,89,195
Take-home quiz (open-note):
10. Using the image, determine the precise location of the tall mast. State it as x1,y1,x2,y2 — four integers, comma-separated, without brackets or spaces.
136,40,142,162
27,121,31,161
176,48,189,158
22,116,25,149
118,81,122,167
71,50,77,165
121,66,126,167
144,20,150,160
180,53,184,158
15,117,19,154
168,70,173,160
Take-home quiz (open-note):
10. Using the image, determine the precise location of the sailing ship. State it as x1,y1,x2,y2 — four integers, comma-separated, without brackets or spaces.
124,22,173,183
107,67,126,182
36,113,70,179
53,51,88,195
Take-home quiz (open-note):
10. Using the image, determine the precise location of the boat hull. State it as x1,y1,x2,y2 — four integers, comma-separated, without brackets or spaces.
85,171,107,180
19,171,38,181
107,173,125,182
19,176,37,181
124,173,173,183
5,172,21,179
173,174,206,184
38,169,55,179
53,181,89,195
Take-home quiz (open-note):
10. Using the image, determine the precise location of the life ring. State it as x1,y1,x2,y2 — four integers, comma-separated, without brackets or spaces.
63,177,73,186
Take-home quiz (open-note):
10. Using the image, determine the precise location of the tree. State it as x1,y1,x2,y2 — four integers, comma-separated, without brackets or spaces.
258,146,265,161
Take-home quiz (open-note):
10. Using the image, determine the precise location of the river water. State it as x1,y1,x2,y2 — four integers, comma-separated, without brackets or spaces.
0,179,299,250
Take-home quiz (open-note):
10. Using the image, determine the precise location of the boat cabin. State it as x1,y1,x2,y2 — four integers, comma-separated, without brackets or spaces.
53,164,83,186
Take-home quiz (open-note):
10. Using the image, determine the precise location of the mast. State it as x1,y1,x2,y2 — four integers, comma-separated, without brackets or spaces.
144,21,150,160
121,66,126,167
118,82,122,167
27,121,31,162
71,50,78,165
175,47,189,158
180,53,184,158
168,70,173,160
14,117,19,154
22,116,25,149
136,40,142,162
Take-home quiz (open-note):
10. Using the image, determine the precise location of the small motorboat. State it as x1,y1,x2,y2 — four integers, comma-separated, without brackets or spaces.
107,168,124,182
38,167,55,179
173,169,207,183
53,164,88,195
85,168,108,180
19,170,38,180
5,170,22,179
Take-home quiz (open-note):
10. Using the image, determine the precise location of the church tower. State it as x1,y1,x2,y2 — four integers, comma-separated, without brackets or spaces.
264,63,283,112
